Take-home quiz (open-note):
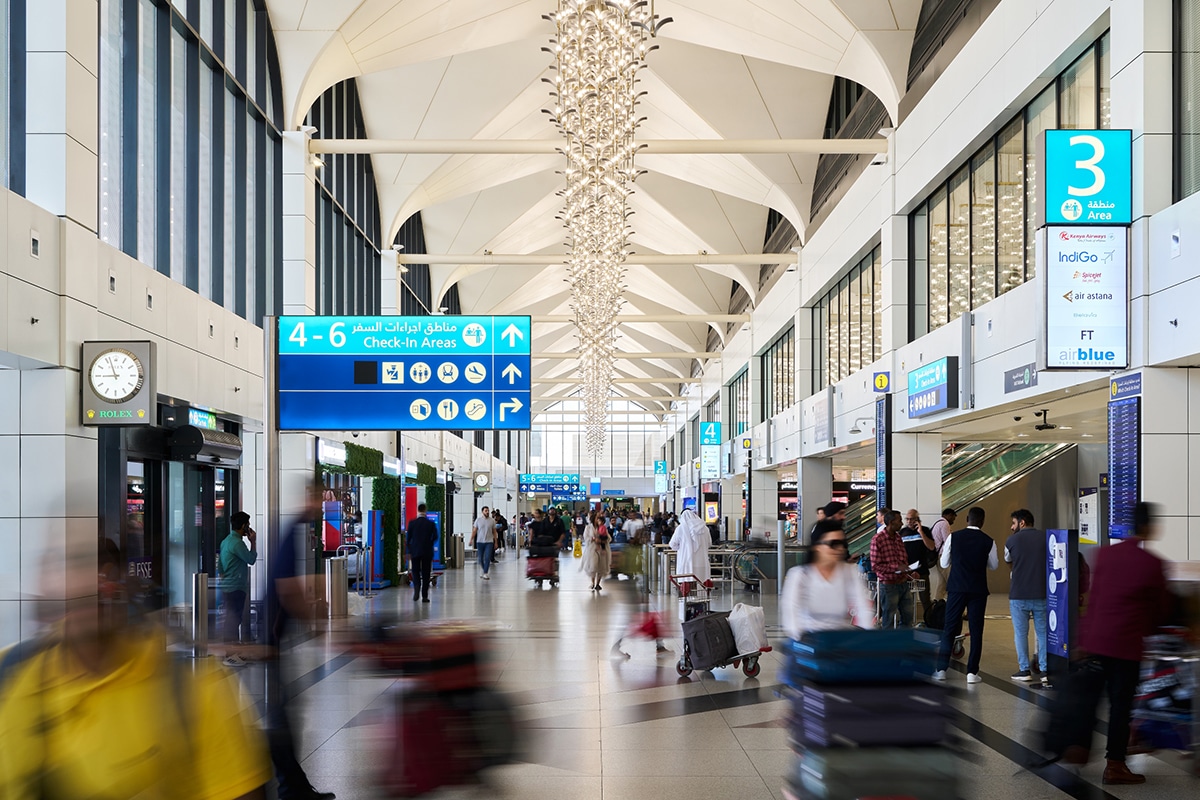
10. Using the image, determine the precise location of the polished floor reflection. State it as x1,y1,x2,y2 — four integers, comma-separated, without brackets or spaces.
243,551,1198,800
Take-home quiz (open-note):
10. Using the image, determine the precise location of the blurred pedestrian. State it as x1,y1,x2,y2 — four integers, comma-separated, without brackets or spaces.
933,507,997,684
1047,502,1171,785
808,501,846,546
220,510,258,667
1005,509,1047,683
0,540,272,798
492,510,509,558
782,526,875,637
265,496,337,800
471,506,496,580
870,509,916,627
581,511,612,591
928,508,957,601
407,504,438,602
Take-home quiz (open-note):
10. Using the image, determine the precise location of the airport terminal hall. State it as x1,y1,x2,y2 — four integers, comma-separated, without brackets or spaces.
6,1,1200,799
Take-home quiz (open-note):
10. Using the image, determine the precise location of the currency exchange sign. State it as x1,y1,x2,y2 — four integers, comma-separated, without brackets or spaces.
276,316,531,431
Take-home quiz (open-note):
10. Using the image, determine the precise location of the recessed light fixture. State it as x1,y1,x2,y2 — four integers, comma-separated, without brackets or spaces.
1017,433,1030,438
1058,426,1073,430
1081,433,1094,438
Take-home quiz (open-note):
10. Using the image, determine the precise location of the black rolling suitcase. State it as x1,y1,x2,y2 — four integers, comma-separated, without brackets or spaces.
787,746,959,799
681,611,737,670
792,682,949,747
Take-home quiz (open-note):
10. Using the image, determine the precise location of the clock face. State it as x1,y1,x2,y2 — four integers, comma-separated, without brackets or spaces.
89,349,144,403
474,474,489,487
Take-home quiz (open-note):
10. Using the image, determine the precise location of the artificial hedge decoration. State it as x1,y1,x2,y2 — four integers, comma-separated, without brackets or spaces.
415,461,437,486
424,483,445,513
344,442,384,477
372,474,400,585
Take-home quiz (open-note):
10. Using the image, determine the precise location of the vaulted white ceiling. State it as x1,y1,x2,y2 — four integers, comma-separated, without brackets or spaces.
264,0,919,414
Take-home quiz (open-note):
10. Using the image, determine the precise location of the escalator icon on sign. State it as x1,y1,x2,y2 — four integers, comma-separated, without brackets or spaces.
410,399,431,421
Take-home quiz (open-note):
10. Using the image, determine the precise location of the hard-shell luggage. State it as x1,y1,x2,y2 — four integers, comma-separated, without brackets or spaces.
526,557,557,578
792,682,949,747
528,544,559,558
787,746,959,800
681,611,738,670
782,629,938,686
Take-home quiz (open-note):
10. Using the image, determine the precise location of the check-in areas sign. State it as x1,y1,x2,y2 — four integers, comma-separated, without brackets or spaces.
699,422,721,480
276,316,532,431
1044,227,1128,370
906,357,958,419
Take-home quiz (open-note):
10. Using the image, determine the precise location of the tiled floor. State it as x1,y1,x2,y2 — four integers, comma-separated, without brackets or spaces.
241,550,1198,799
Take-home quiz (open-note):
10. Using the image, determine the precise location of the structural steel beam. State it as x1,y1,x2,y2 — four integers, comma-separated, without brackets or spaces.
310,138,887,156
533,378,700,384
533,352,719,360
533,410,670,415
396,253,793,266
532,314,749,323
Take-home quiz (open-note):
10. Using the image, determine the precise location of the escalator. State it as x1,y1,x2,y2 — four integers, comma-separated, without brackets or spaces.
844,442,1077,557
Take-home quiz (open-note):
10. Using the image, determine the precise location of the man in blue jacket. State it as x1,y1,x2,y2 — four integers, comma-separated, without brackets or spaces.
407,504,439,602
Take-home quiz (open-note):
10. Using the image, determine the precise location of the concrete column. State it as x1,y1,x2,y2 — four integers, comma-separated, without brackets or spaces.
749,468,778,537
0,369,99,648
1110,0,1173,368
281,131,317,316
890,432,942,522
24,0,99,232
879,212,909,356
796,456,832,543
381,248,399,315
1138,368,1200,562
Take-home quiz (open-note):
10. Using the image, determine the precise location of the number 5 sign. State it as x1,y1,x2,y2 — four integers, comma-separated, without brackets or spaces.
1041,129,1132,226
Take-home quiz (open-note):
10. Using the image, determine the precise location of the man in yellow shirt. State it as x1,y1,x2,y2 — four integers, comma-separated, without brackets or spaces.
0,540,272,799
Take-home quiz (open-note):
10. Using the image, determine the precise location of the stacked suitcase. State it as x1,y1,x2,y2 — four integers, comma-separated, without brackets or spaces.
780,628,958,800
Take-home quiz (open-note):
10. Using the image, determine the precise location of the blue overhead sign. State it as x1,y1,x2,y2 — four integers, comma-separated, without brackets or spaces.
276,316,531,431
521,473,580,485
907,356,959,419
699,422,722,446
520,473,581,494
1043,129,1133,225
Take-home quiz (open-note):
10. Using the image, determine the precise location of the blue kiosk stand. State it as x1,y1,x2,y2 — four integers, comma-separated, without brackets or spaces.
353,509,392,591
1045,529,1079,685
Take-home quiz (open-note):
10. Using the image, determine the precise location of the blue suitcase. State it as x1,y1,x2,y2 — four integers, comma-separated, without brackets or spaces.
789,682,949,747
787,746,959,799
781,629,938,686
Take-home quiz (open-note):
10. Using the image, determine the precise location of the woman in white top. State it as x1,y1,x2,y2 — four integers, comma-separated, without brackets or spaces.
781,526,875,638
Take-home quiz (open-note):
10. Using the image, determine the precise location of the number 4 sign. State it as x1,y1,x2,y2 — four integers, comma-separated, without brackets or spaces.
1042,129,1132,226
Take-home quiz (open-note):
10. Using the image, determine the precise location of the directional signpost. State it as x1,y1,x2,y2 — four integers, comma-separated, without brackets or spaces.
520,473,582,495
276,316,531,430
700,422,721,480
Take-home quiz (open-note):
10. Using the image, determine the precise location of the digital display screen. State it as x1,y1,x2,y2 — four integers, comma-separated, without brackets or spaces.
1107,397,1140,539
907,357,959,418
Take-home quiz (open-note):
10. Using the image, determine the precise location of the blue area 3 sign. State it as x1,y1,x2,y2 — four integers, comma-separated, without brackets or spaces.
276,316,531,431
1043,129,1132,225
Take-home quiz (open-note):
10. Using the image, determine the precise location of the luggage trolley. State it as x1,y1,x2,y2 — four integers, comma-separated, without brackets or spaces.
670,574,771,678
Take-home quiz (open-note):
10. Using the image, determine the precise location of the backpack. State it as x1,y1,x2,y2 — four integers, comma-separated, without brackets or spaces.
923,599,947,630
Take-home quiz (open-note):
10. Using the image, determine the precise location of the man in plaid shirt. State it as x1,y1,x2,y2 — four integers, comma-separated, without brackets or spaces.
871,509,918,627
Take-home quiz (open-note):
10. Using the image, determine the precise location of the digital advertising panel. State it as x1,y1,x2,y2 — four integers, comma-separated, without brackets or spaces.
1044,226,1128,370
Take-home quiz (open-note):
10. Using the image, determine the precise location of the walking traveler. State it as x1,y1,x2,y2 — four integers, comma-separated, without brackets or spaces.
928,508,957,601
581,511,612,591
933,507,998,684
219,510,257,665
1004,509,1047,683
470,506,496,580
670,508,713,589
407,504,438,602
870,510,916,627
782,526,875,637
809,501,846,546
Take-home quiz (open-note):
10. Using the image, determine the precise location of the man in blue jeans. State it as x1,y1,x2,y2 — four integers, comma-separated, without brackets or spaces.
471,506,496,580
870,509,917,627
1005,508,1048,685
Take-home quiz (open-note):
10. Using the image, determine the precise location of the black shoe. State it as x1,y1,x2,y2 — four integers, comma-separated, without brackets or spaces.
422,597,430,603
413,594,420,601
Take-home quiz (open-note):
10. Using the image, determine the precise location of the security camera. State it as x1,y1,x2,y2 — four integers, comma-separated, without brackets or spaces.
1013,416,1022,422
351,431,360,438
1033,410,1044,418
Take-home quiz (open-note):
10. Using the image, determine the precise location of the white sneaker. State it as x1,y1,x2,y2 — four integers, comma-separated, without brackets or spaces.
932,670,947,681
222,655,247,668
967,672,982,684
482,574,490,580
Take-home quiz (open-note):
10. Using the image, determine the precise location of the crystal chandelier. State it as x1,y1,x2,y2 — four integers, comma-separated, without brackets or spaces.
544,0,668,456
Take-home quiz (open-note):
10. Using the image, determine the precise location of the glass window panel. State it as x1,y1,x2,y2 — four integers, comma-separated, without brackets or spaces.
827,281,840,384
872,249,882,360
170,29,187,285
970,146,996,308
225,0,237,75
137,0,158,269
223,84,236,312
928,187,949,329
996,117,1025,294
199,0,214,46
1098,33,1111,128
245,112,257,318
1185,2,1200,197
198,62,213,301
910,207,929,340
847,263,861,374
245,0,256,103
1025,85,1056,278
0,0,7,187
1059,47,1097,129
947,168,970,321
99,0,122,246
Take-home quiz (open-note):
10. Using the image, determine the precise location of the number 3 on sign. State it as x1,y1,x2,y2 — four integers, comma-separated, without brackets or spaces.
1068,135,1105,197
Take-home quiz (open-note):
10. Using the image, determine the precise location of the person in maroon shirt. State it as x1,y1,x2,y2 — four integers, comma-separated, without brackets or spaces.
1059,502,1171,785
